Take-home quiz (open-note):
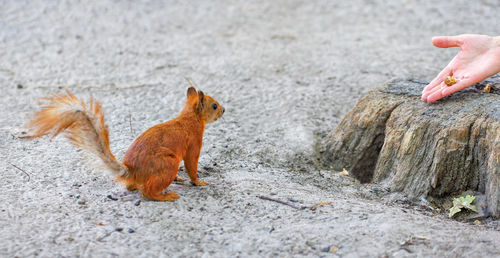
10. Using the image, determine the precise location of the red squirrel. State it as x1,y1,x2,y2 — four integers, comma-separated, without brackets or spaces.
27,85,224,201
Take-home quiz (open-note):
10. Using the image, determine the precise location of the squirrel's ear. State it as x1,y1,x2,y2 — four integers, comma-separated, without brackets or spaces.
187,87,197,98
196,90,205,112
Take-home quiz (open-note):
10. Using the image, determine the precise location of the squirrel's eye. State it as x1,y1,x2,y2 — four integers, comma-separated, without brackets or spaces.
212,103,217,110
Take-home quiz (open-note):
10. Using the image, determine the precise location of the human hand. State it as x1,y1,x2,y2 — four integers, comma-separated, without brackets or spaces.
422,34,500,103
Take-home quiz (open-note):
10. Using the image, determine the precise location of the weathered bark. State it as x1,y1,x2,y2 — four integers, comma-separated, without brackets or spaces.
322,77,500,217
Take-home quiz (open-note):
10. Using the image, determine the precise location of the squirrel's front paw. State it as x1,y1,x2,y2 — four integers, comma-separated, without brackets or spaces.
191,180,208,186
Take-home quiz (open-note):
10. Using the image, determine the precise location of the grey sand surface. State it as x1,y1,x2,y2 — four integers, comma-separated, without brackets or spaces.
1,1,500,257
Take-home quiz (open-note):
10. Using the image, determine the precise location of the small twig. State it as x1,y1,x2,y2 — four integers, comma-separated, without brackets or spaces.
52,230,63,244
9,162,31,181
258,195,301,210
0,68,15,76
33,84,156,90
96,231,113,242
128,112,134,136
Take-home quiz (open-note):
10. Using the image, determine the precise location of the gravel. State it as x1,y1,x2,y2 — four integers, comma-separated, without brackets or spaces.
1,1,499,257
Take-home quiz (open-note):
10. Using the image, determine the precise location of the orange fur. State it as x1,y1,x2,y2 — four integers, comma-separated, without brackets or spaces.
27,87,224,201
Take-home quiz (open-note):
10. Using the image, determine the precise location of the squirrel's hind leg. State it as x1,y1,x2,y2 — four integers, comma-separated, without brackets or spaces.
126,183,140,191
141,173,178,201
133,148,180,201
117,175,140,191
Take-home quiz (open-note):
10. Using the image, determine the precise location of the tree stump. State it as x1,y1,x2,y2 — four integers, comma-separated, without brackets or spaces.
322,76,500,218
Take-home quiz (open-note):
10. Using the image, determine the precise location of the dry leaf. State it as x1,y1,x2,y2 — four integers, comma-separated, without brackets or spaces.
329,246,339,253
339,168,350,177
449,195,478,218
483,84,491,93
311,201,332,211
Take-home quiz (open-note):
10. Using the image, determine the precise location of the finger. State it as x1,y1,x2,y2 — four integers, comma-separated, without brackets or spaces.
426,85,446,103
432,35,464,48
423,66,453,93
422,85,438,101
425,82,447,102
423,78,442,94
421,94,428,102
422,67,452,101
422,81,443,101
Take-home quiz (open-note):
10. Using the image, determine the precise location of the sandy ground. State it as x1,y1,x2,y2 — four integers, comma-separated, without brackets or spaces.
1,0,500,257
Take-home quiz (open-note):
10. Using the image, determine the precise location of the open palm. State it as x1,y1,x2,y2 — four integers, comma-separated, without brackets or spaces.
422,34,500,103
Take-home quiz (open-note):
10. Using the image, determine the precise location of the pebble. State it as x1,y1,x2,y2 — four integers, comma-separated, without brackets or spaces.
107,195,118,201
322,245,339,253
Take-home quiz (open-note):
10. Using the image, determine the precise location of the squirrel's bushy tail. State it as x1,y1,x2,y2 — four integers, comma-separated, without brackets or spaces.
27,90,128,177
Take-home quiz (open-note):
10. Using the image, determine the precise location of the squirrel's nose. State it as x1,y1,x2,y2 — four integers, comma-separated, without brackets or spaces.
222,107,225,113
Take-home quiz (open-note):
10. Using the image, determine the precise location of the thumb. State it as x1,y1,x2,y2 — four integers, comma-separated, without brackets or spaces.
432,36,464,48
